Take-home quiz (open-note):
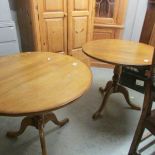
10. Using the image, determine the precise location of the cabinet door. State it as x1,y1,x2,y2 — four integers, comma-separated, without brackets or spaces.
94,0,127,40
95,0,127,25
37,0,67,53
68,0,94,54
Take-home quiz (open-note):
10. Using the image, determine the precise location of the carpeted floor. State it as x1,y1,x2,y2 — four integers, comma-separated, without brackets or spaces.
0,67,155,155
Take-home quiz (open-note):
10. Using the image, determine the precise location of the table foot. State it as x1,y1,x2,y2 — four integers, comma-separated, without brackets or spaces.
6,112,69,155
117,85,141,110
93,87,113,120
92,111,102,120
6,116,34,138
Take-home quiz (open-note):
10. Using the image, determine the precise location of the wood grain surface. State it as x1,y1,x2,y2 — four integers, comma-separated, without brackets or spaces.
82,39,154,66
0,52,92,116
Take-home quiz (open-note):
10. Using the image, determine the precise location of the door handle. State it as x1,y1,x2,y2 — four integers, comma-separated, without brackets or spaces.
64,13,67,17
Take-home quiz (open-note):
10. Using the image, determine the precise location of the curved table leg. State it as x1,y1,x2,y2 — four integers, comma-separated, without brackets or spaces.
117,85,141,110
99,81,113,95
93,65,141,120
44,113,69,127
93,87,113,120
6,112,69,155
6,116,33,138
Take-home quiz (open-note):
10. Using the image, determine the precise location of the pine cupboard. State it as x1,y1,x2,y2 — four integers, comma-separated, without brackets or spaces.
16,0,128,67
16,0,95,61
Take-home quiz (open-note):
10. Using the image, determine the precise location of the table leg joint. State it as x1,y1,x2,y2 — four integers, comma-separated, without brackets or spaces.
93,65,141,120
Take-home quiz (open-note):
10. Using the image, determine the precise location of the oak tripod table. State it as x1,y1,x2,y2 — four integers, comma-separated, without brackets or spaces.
82,39,154,119
0,52,92,155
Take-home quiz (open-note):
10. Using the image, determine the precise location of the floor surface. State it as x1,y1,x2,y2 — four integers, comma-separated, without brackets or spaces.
0,67,155,155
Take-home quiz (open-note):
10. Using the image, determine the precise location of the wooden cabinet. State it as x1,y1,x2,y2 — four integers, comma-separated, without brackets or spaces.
16,0,94,62
37,0,67,53
16,0,128,67
94,0,127,39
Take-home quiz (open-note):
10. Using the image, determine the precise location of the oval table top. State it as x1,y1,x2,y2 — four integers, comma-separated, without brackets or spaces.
0,52,92,116
82,39,154,66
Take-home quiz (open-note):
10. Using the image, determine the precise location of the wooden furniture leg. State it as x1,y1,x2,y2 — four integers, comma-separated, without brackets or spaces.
117,85,140,110
6,113,69,155
93,86,113,119
38,116,47,155
44,113,69,127
6,116,34,138
93,65,141,120
128,85,153,155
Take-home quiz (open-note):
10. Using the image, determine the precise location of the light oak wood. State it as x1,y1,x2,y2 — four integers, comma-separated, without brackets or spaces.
45,0,64,11
82,39,154,66
94,24,124,29
0,52,92,116
1,52,92,155
68,0,94,55
16,0,96,66
15,0,41,51
37,0,67,53
70,48,91,66
74,0,89,10
93,28,115,39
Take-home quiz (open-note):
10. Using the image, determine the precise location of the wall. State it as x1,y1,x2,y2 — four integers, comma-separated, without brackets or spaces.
123,0,147,41
8,0,21,50
0,0,12,21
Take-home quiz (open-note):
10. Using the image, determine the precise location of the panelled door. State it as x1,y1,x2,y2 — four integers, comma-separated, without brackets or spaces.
94,0,127,39
68,0,94,55
37,0,67,53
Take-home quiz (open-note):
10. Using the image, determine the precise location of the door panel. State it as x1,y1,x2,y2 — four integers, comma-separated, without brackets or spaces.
72,17,88,48
94,0,127,40
45,0,64,11
93,28,115,39
68,0,94,54
74,0,89,10
37,0,67,53
46,19,64,52
95,0,118,24
96,0,115,18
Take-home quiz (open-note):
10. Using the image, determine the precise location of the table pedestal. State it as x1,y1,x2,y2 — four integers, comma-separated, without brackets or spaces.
93,65,141,120
6,113,69,155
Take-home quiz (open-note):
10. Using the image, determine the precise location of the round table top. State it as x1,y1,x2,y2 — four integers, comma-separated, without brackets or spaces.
0,52,92,116
82,39,154,66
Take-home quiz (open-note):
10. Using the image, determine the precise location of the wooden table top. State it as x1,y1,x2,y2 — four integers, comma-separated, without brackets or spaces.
82,39,154,66
0,52,92,116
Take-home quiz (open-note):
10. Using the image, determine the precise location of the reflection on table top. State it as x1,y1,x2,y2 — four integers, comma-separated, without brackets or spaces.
82,39,154,66
0,52,92,116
